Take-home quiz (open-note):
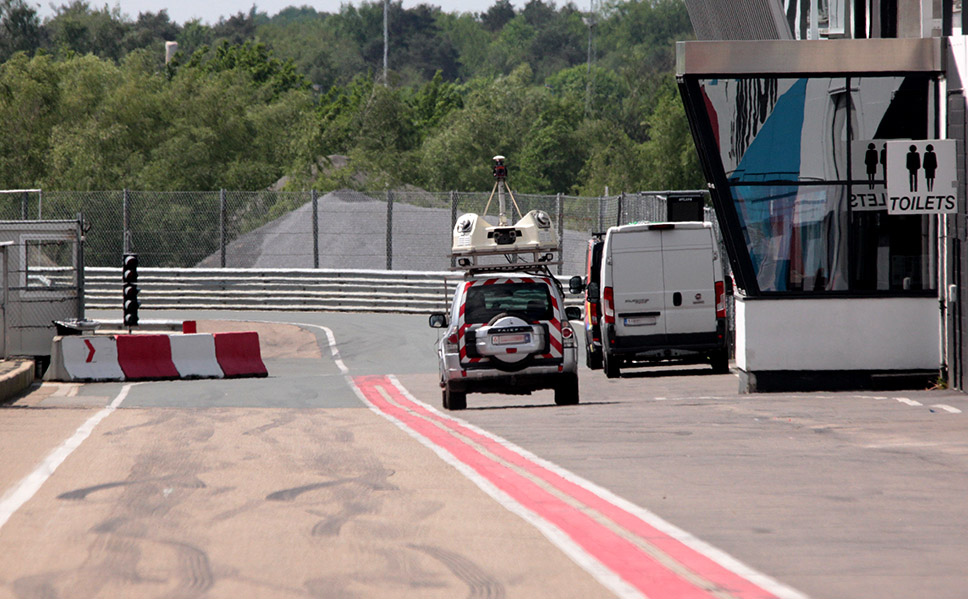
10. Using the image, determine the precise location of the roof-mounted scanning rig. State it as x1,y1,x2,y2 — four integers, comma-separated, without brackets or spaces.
451,156,560,274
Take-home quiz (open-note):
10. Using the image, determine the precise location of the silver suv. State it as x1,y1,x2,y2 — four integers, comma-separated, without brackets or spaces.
429,274,581,410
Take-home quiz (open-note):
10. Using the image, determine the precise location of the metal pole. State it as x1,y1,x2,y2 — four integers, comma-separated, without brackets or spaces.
385,189,393,270
21,191,27,220
450,191,458,268
312,189,319,269
383,0,388,85
616,192,624,227
76,212,85,321
556,193,564,275
219,189,227,268
123,188,130,253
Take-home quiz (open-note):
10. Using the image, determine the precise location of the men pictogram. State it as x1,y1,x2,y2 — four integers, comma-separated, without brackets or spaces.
906,145,920,192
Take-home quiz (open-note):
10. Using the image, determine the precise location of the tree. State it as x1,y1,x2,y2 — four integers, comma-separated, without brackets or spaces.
0,0,41,61
480,0,514,31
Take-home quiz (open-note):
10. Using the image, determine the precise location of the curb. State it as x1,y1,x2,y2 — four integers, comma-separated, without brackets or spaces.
0,360,35,404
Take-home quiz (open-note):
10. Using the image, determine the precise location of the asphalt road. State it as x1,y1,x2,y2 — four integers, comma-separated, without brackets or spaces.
1,309,966,599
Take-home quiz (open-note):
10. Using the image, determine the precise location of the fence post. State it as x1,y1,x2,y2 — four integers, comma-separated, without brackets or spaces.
450,191,458,268
123,188,130,253
597,195,604,233
76,212,85,320
556,193,564,275
385,188,393,270
20,191,27,221
617,192,625,227
219,189,227,268
312,189,319,269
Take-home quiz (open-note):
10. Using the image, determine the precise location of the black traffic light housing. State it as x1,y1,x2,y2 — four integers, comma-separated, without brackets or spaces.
122,253,139,326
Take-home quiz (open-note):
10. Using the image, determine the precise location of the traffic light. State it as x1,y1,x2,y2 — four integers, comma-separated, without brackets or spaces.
122,253,139,327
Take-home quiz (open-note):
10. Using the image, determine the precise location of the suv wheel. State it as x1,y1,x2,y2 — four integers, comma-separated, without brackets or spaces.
554,373,579,405
603,351,620,379
442,385,467,411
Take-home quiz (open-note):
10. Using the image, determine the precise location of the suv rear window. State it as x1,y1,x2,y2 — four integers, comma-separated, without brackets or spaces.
464,283,553,324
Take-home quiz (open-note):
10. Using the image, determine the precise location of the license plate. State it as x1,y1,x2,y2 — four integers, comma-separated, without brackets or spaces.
493,333,530,345
624,316,656,326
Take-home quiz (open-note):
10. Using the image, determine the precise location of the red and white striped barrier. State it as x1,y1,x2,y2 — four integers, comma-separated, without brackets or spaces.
213,331,268,378
45,331,267,382
169,333,223,379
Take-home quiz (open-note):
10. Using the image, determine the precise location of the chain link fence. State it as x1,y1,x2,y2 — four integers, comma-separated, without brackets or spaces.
18,189,715,277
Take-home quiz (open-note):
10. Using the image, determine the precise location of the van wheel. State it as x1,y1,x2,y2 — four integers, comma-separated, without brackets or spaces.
710,349,730,374
603,352,620,379
442,386,467,410
586,346,603,370
554,373,580,405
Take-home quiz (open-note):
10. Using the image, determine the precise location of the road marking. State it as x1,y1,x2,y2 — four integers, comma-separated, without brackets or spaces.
895,397,922,407
352,374,808,599
932,404,962,414
0,383,133,533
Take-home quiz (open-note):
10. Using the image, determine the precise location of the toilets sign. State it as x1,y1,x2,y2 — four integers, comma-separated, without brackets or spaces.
885,140,957,214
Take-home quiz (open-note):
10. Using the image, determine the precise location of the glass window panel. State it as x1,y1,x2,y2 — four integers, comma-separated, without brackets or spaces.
25,239,76,290
731,185,849,292
850,211,935,291
700,77,848,184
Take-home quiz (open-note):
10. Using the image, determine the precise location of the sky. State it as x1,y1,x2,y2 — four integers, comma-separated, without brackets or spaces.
34,0,529,25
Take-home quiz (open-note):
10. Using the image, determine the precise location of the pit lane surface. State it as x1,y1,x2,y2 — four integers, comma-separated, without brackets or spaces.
1,310,967,599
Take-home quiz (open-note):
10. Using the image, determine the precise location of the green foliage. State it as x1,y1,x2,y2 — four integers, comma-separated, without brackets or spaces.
0,0,702,195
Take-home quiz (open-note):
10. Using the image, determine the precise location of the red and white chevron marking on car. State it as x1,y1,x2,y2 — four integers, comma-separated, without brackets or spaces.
456,276,563,367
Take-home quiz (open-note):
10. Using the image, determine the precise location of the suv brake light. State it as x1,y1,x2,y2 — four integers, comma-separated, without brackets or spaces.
715,280,726,319
602,286,615,324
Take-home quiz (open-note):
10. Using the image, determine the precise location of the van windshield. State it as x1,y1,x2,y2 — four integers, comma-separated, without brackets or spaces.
464,283,553,324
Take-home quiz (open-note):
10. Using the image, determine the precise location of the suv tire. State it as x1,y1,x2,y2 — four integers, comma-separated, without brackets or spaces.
554,373,579,405
442,386,467,410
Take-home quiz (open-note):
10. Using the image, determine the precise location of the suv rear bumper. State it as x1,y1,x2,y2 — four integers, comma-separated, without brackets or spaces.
439,348,578,394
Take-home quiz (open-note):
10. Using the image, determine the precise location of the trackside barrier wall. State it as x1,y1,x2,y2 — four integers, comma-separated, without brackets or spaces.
45,332,267,381
45,336,124,381
169,333,223,379
213,331,267,378
116,335,180,380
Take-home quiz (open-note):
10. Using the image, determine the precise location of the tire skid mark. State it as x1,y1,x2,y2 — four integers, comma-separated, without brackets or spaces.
409,544,506,599
352,374,807,599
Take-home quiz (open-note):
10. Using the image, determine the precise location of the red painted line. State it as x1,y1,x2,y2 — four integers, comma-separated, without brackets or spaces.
354,375,764,599
387,381,779,599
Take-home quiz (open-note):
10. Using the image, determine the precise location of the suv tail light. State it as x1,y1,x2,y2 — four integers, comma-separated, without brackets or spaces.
603,286,615,324
561,322,577,347
715,280,726,319
445,331,459,350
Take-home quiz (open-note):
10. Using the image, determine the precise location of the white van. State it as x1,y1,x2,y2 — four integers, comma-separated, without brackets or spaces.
595,221,729,377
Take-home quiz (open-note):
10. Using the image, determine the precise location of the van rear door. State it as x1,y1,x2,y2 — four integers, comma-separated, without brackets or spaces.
660,225,716,335
609,226,665,337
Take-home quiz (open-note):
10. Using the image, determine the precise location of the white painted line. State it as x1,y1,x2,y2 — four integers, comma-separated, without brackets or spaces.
932,404,962,414
895,397,922,407
0,383,133,533
250,319,349,375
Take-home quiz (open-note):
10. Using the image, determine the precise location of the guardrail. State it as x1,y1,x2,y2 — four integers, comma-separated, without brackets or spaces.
84,268,582,314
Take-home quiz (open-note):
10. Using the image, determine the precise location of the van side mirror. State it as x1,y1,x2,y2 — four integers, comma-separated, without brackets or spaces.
568,275,585,294
587,282,600,299
564,306,582,321
429,313,447,328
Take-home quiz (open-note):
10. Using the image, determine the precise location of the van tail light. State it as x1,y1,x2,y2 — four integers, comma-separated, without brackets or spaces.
603,286,615,324
715,281,726,319
587,301,598,325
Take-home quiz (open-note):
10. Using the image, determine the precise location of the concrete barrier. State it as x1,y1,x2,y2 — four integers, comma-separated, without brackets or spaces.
46,336,125,381
214,331,268,378
169,333,224,379
116,334,180,380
